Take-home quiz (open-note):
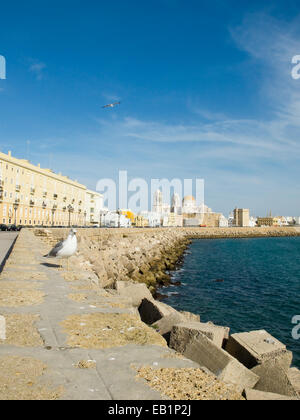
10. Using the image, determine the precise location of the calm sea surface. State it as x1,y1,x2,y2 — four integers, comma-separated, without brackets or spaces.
162,237,300,368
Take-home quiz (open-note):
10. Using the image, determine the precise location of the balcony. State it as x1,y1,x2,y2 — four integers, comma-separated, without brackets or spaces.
15,184,21,191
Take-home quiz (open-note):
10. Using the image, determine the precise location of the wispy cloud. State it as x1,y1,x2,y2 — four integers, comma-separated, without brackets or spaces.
97,12,300,159
28,60,46,80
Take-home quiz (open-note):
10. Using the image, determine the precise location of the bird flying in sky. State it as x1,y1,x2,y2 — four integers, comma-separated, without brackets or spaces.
102,101,121,109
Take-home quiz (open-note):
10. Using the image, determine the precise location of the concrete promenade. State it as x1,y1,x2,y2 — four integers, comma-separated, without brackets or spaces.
1,228,231,400
0,232,18,269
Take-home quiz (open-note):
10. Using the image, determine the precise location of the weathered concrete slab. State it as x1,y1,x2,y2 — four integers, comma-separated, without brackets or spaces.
170,329,259,390
288,367,300,396
179,311,200,322
115,281,153,307
226,330,291,370
244,388,298,400
138,297,179,325
252,359,299,397
170,321,229,349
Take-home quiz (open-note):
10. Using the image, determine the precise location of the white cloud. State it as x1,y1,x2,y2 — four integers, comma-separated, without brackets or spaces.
29,60,46,80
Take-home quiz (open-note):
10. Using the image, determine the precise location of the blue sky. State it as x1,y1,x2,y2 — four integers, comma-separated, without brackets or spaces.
1,0,300,215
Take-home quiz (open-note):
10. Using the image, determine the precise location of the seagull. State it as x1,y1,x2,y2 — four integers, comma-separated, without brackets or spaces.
44,228,77,270
102,101,121,109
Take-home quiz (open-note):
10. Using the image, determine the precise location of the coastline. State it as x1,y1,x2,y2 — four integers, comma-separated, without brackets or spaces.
0,227,299,399
35,226,300,295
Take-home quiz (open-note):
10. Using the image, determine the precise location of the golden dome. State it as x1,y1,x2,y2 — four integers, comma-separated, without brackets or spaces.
183,195,196,202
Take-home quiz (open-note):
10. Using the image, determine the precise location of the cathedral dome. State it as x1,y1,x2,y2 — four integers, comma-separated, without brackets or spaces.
183,195,196,203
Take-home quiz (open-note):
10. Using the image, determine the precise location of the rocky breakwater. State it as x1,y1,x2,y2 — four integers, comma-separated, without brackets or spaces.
35,226,300,295
35,228,191,294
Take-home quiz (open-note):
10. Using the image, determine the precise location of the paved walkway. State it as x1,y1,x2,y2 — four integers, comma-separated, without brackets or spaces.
0,232,18,270
0,229,203,400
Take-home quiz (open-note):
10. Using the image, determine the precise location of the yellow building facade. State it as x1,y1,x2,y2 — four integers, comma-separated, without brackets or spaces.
0,151,87,226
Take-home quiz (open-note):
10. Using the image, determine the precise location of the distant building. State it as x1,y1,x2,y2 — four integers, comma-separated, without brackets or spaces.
134,214,149,227
85,190,104,225
101,211,131,228
140,211,161,227
219,214,228,227
171,193,181,214
163,213,183,227
233,208,250,227
153,189,163,214
0,150,87,227
249,216,257,227
257,216,276,227
294,217,300,225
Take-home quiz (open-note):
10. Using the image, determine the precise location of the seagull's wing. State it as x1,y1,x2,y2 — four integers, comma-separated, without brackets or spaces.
44,239,65,257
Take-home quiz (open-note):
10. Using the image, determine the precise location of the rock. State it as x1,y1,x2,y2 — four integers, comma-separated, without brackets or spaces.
243,388,298,400
170,321,229,349
251,359,299,397
115,281,153,307
225,330,292,370
138,298,179,325
170,330,259,391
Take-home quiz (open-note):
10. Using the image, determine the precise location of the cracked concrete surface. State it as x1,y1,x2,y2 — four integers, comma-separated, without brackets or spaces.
0,229,247,400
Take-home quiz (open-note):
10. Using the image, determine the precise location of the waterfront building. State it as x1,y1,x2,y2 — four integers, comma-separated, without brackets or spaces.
153,189,163,213
249,216,257,227
140,211,161,227
228,212,234,227
162,213,183,227
257,216,276,227
119,209,135,225
171,193,181,214
182,195,212,214
219,214,229,227
233,208,250,227
294,217,300,225
0,150,86,226
134,214,149,227
101,211,131,228
85,190,104,226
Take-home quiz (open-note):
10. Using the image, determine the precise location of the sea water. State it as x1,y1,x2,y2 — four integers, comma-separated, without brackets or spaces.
162,237,300,368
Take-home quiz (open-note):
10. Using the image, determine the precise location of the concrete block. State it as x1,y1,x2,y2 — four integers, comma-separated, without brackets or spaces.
152,313,184,336
288,367,300,396
170,321,229,349
115,281,153,307
180,311,200,322
170,328,259,390
244,388,298,400
226,330,292,370
138,298,178,325
252,359,299,397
